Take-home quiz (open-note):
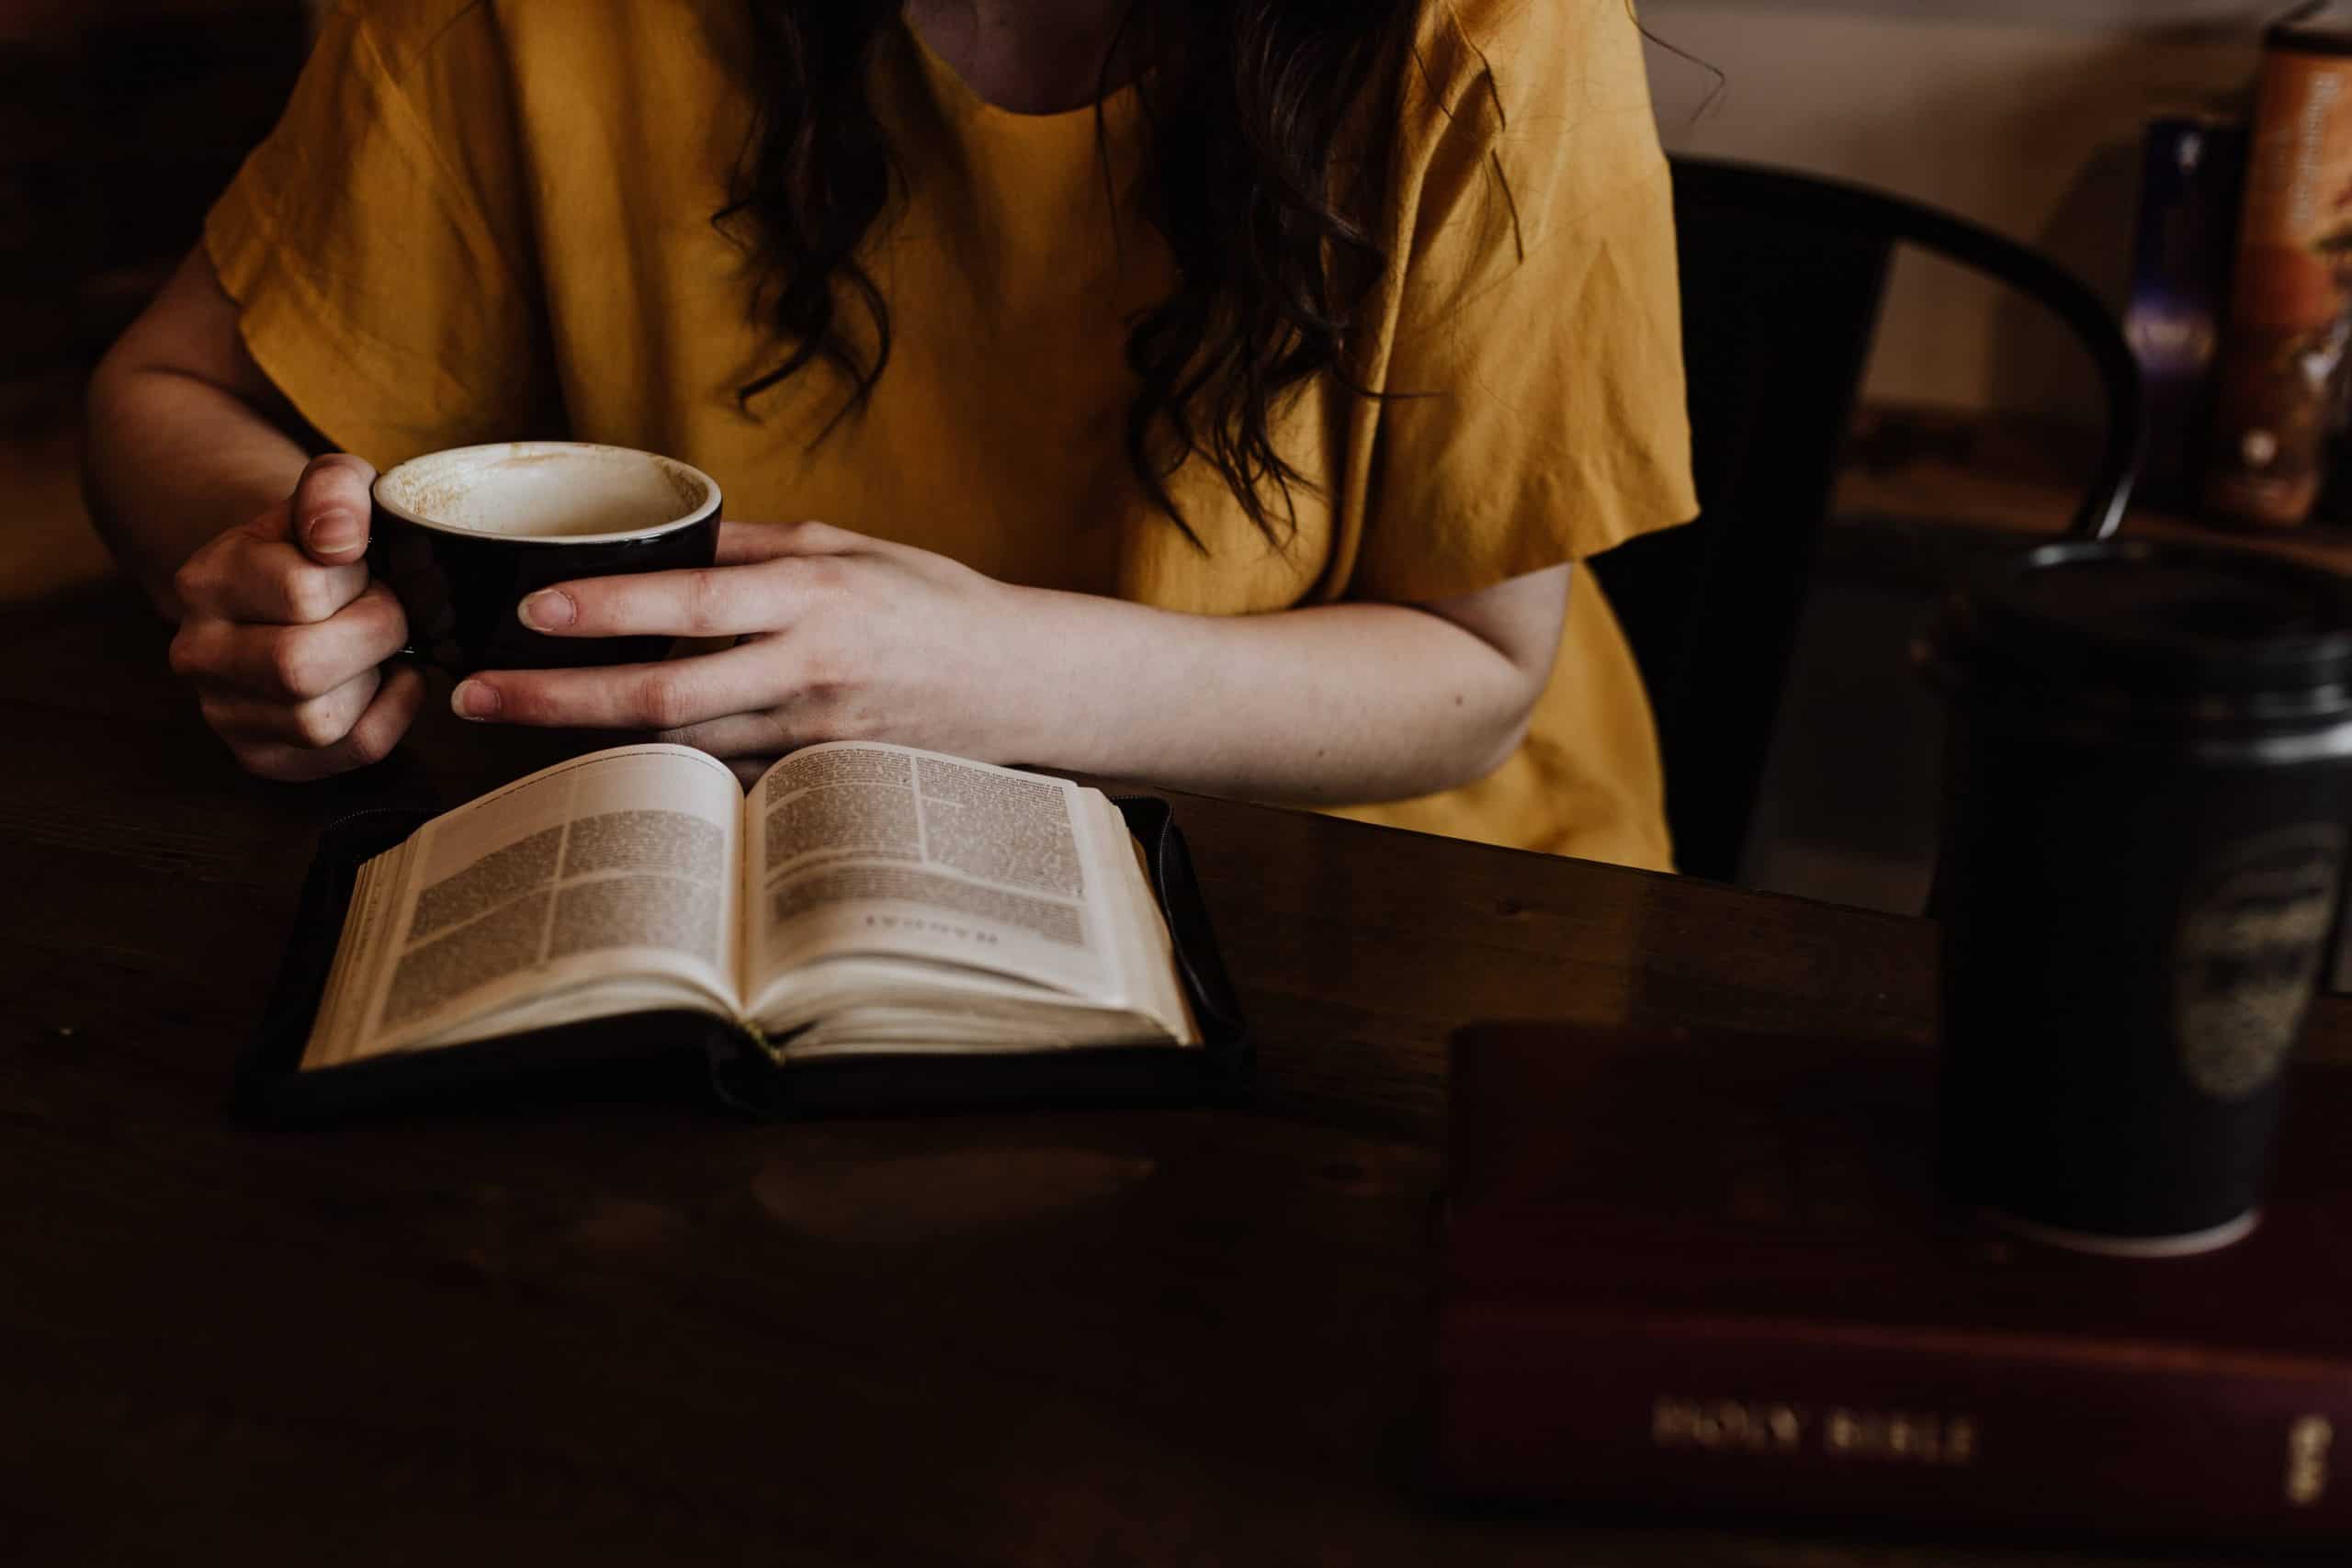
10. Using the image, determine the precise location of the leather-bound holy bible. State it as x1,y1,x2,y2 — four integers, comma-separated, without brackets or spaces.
1436,1021,2352,1545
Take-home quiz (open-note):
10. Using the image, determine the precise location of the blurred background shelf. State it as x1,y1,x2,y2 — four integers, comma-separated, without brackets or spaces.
1750,400,2352,919
1835,401,2352,576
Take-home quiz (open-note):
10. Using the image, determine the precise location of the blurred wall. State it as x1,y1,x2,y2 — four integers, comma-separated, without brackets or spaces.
1,0,307,399
0,0,308,600
1642,0,2277,425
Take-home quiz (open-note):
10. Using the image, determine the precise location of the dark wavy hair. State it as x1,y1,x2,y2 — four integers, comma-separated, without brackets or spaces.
714,0,1424,548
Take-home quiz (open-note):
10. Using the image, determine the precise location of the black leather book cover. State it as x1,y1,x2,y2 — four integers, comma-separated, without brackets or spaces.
240,796,1249,1124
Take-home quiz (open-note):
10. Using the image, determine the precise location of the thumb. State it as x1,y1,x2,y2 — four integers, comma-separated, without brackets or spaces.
288,452,379,565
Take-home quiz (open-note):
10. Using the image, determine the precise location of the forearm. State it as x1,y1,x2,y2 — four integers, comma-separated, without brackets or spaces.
439,524,1567,796
85,356,312,617
1004,587,1544,804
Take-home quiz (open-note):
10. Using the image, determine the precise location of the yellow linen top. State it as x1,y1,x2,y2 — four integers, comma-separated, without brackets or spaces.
205,0,1698,868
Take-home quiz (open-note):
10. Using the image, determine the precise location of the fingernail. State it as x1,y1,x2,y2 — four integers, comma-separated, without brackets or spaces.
304,510,364,559
519,589,574,630
452,680,499,719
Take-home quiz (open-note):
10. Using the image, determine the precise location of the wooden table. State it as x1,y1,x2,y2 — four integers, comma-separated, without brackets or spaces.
1,577,2330,1567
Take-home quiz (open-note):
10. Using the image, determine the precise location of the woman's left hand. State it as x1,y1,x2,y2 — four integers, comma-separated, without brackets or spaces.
450,521,1053,783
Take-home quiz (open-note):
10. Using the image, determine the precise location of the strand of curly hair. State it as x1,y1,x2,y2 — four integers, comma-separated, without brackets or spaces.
713,0,1422,550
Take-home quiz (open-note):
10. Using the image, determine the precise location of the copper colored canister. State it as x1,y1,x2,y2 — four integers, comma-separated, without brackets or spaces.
2206,6,2352,528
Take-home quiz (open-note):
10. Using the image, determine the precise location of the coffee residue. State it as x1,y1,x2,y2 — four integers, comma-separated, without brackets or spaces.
382,445,713,537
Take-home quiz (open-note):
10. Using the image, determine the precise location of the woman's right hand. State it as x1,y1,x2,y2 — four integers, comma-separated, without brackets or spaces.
166,453,427,781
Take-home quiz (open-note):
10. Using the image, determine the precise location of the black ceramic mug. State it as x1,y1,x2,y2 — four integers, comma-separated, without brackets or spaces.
368,442,722,675
1917,538,2352,1256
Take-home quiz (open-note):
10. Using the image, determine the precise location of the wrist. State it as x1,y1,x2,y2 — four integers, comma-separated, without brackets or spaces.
980,581,1104,769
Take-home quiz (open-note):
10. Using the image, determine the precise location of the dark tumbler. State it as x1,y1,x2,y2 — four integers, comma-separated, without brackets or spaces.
1918,538,2352,1256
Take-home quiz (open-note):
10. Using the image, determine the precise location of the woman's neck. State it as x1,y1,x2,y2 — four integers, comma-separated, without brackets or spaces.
904,0,1139,115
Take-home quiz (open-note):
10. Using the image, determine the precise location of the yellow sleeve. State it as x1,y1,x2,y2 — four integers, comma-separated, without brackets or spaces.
1351,0,1697,604
202,1,555,468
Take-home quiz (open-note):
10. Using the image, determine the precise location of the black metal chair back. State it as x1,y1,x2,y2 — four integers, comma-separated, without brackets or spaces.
1589,155,2144,885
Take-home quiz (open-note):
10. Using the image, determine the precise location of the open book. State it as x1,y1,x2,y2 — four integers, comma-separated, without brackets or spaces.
300,742,1203,1075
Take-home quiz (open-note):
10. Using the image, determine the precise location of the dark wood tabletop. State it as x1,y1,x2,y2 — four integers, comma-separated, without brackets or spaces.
3,576,2335,1567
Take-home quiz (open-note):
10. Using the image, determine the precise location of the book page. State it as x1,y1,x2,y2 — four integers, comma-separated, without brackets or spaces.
742,743,1127,1006
311,744,743,1065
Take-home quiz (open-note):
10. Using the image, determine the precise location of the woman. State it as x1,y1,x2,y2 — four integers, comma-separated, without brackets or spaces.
85,0,1695,870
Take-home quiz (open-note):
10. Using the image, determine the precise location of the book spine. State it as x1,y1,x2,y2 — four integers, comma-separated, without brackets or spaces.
2203,39,2352,529
1437,1304,2352,1540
